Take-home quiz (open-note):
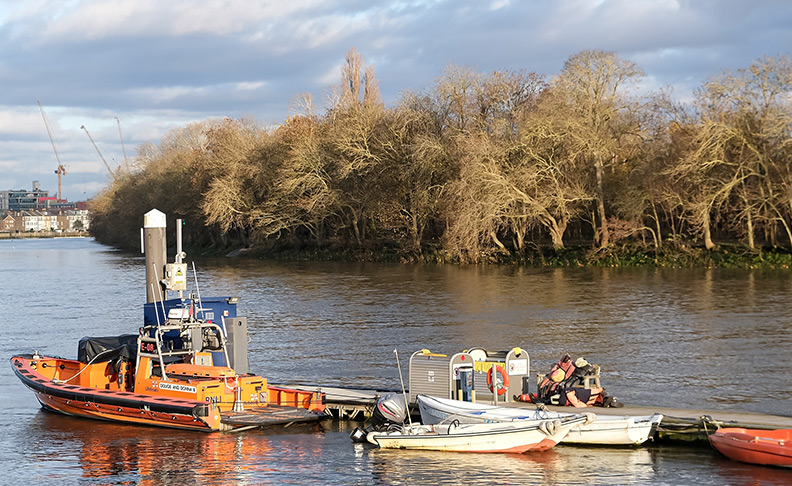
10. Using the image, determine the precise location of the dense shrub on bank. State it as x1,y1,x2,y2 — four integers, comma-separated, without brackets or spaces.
237,239,792,269
89,49,792,265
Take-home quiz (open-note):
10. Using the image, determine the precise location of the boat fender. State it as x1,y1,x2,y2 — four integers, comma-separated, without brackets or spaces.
583,412,596,425
486,365,510,395
540,419,561,437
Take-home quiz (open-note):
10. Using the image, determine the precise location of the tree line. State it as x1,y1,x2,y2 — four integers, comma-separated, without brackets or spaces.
89,49,792,263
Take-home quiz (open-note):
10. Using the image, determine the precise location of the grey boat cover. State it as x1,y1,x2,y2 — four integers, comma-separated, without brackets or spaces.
77,334,139,363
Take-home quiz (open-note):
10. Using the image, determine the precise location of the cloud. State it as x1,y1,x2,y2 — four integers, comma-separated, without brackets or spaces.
13,0,323,42
1,0,790,201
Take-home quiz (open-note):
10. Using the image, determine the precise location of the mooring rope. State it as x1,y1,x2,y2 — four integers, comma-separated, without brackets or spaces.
52,348,119,384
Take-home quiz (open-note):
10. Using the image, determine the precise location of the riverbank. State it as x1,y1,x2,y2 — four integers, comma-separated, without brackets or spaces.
88,226,792,269
0,231,90,239
229,239,792,269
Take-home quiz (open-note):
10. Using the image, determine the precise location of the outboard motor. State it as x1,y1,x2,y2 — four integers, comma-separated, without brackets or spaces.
350,393,408,443
371,393,408,428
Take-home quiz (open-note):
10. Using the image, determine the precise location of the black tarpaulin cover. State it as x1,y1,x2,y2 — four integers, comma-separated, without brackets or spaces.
77,334,138,363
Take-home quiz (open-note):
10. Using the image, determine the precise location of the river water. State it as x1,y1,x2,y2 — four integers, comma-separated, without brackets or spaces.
2,237,791,485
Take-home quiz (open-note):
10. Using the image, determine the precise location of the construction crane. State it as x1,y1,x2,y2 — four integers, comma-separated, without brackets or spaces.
114,116,128,163
81,125,117,181
37,101,67,201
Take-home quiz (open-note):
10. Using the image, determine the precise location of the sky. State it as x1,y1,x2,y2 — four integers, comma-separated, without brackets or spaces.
1,0,790,203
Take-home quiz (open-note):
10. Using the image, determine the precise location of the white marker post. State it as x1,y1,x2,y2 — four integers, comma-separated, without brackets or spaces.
143,209,167,304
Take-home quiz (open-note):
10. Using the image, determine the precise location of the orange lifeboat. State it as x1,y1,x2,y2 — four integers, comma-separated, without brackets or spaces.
10,299,326,432
709,428,792,467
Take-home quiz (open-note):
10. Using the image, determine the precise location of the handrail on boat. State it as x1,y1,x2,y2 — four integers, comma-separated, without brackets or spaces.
134,317,232,382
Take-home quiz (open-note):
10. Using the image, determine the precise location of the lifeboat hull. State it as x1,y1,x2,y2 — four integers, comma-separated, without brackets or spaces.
709,428,792,468
12,354,219,430
11,354,326,432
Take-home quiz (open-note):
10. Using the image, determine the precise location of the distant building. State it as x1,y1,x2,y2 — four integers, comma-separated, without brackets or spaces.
1,180,87,213
24,210,57,232
0,181,50,211
2,213,15,232
61,209,90,231
0,209,90,233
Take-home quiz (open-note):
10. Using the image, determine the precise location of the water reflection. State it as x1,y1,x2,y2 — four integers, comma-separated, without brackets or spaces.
30,411,328,485
5,239,792,485
363,445,659,485
711,455,792,486
21,412,792,486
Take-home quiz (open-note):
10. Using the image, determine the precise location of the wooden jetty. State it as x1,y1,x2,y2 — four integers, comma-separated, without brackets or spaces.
285,384,792,443
285,385,394,421
541,403,792,442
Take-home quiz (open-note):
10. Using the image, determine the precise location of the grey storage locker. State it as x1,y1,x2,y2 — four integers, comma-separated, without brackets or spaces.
408,349,474,403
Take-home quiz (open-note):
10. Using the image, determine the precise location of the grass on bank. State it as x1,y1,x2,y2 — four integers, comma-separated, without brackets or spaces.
210,240,792,269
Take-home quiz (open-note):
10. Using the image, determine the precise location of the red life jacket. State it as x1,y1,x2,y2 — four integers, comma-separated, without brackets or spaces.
538,354,577,399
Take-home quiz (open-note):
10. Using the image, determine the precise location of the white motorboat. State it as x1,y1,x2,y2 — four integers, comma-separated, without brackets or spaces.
366,413,590,453
417,394,663,446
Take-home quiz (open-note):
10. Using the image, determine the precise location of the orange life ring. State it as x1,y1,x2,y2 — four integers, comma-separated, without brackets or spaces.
486,365,510,395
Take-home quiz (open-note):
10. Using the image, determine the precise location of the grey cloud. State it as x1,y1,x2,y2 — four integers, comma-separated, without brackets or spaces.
1,0,789,201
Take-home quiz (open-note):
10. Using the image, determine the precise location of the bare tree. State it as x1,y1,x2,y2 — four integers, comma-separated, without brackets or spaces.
200,117,269,246
373,105,451,253
553,50,645,248
326,48,386,244
672,55,792,249
264,115,337,243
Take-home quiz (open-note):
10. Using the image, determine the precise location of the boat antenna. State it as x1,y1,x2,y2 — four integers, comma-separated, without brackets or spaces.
393,348,413,427
150,284,162,325
152,263,167,322
191,261,205,320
